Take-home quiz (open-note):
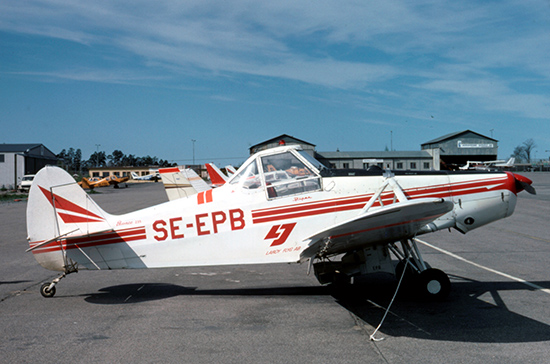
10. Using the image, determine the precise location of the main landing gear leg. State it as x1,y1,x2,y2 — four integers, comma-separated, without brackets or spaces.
389,238,451,300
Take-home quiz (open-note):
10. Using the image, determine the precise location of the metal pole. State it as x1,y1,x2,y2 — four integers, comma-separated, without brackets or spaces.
191,139,196,165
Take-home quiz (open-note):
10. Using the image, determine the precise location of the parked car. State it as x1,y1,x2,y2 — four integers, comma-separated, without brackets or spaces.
18,174,35,192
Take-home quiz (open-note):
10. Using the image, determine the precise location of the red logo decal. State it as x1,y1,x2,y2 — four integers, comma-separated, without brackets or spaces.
264,223,296,247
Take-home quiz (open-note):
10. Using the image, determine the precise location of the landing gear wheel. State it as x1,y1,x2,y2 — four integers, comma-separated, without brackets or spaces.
40,283,56,298
418,268,450,301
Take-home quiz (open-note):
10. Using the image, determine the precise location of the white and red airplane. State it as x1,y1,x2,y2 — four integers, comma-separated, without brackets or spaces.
26,145,535,299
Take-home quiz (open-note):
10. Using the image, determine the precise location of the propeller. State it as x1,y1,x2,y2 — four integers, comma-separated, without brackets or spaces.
513,173,536,195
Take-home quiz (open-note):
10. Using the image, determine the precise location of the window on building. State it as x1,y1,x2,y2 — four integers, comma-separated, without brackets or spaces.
0,154,4,163
396,162,403,169
363,163,369,169
423,162,430,169
410,162,417,169
93,172,100,177
343,163,350,169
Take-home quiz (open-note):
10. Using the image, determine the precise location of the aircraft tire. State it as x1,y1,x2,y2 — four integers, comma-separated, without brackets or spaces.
40,283,56,298
418,268,450,301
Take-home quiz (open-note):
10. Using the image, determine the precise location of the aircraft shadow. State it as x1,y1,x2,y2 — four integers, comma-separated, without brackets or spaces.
83,277,550,343
337,274,550,343
83,283,329,305
0,280,33,285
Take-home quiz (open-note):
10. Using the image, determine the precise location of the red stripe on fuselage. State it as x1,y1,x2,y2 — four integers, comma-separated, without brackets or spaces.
252,175,510,224
29,227,146,254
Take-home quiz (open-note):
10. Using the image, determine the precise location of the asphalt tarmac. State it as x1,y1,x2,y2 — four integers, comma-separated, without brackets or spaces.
1,173,550,363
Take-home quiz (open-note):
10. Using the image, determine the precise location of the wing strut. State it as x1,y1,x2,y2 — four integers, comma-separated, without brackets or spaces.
361,170,408,214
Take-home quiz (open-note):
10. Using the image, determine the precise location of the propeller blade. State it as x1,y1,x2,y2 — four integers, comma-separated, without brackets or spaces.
513,173,536,195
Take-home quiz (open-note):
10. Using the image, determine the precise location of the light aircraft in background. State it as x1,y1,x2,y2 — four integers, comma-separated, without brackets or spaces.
225,165,237,177
78,175,129,189
205,163,229,187
130,171,160,182
459,157,515,171
158,167,210,200
27,145,535,300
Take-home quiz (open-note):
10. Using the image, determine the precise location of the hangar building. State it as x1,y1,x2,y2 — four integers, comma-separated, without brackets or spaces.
421,130,498,168
251,130,498,171
0,143,58,189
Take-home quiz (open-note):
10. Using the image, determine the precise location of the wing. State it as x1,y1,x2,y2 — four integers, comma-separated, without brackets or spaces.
300,198,453,260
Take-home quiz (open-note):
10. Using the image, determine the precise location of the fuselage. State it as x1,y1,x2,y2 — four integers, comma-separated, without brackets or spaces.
29,166,521,272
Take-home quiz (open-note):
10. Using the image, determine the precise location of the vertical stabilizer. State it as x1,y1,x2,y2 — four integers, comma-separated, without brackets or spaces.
205,163,228,186
26,166,113,270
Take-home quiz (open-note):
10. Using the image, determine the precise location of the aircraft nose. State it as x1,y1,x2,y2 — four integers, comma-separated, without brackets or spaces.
511,172,536,195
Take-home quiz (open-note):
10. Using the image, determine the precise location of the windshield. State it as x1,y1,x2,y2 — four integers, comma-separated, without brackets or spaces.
229,159,261,189
296,150,326,172
260,151,321,198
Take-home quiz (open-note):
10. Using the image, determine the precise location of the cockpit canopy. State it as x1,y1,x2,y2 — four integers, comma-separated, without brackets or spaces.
229,147,323,199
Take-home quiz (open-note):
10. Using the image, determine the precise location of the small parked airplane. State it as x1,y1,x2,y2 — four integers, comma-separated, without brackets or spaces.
78,175,129,189
130,171,160,182
27,145,534,300
158,167,210,201
459,157,515,171
205,163,229,187
225,165,237,177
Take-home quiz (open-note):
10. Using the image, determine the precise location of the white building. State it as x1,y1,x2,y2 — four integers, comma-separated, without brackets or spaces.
0,144,57,189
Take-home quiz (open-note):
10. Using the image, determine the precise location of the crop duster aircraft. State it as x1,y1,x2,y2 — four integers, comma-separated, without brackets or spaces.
26,145,535,298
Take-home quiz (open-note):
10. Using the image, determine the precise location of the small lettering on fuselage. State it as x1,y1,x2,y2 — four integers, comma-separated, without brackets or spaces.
152,209,245,241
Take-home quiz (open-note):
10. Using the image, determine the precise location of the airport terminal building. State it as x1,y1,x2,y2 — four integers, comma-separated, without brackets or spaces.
251,130,498,171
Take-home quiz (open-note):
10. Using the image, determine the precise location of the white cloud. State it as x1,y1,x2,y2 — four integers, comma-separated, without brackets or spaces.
1,0,549,119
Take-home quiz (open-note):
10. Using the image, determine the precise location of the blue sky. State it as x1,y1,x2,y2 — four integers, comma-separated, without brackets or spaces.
1,0,549,165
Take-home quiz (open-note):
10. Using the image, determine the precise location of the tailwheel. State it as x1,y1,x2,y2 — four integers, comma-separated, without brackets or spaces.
40,282,56,298
417,268,450,301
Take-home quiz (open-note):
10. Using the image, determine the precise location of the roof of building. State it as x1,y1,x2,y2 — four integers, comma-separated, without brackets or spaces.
421,130,497,145
317,150,432,159
0,143,43,153
249,134,315,150
0,143,57,160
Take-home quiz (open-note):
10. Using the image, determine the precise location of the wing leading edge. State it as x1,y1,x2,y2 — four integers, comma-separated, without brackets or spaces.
300,198,453,260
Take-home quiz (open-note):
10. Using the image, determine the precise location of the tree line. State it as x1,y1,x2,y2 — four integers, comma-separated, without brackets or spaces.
57,148,175,175
511,138,536,163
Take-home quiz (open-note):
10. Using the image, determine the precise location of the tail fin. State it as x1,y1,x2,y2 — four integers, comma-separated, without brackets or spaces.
27,166,113,271
205,163,228,186
225,165,237,177
159,167,198,201
182,168,211,192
